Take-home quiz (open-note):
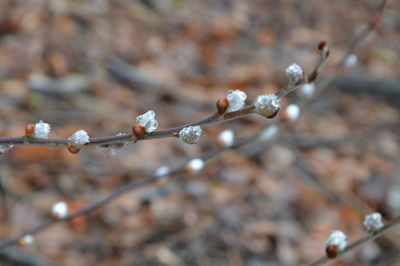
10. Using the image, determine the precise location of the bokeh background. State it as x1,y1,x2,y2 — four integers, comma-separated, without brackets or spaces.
0,0,399,265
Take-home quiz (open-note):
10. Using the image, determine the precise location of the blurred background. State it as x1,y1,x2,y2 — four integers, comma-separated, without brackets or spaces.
0,0,399,265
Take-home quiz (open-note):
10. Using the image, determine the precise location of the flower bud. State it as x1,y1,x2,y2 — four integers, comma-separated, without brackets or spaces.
68,130,90,154
179,126,202,144
226,90,247,112
136,110,158,133
216,96,229,114
51,201,68,219
185,158,204,173
132,123,145,137
25,124,35,138
283,104,300,121
18,235,34,246
363,212,384,232
34,120,51,138
154,166,170,184
325,230,348,258
254,94,280,118
217,130,234,148
285,63,303,84
298,83,315,98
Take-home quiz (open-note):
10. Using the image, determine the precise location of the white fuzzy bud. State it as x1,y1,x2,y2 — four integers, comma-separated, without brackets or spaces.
363,213,384,232
19,235,34,246
255,94,280,117
227,90,247,112
0,144,14,154
186,158,204,173
285,104,300,121
69,130,90,147
259,125,278,141
344,54,357,67
136,110,158,133
217,130,235,147
298,83,315,98
51,201,68,219
155,166,170,177
286,63,303,84
34,120,51,138
179,126,202,144
326,230,348,252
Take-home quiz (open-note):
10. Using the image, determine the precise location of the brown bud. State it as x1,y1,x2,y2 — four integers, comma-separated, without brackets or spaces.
132,123,145,138
325,49,330,58
308,71,318,83
25,124,35,138
318,41,327,50
325,244,338,258
266,108,280,119
216,96,229,114
67,144,81,154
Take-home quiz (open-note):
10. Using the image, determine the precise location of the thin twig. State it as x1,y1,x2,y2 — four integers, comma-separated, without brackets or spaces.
306,214,400,266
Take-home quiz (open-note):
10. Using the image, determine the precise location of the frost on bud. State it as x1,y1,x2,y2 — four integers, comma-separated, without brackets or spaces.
51,201,68,219
18,235,34,246
254,94,280,118
284,104,300,121
154,166,170,184
185,158,204,173
179,126,202,144
285,63,304,84
0,144,14,154
34,120,51,138
298,83,315,98
68,130,90,154
325,230,348,258
363,212,384,232
25,124,35,138
217,130,234,148
226,90,247,112
259,125,278,141
136,110,158,133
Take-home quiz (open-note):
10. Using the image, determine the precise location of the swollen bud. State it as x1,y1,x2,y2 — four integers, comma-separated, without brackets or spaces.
216,96,229,114
132,123,145,138
25,124,35,138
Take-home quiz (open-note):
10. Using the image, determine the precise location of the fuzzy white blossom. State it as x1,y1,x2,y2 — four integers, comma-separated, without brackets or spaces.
34,120,51,138
179,126,202,144
298,83,315,98
20,235,34,245
187,158,204,173
285,104,300,121
259,125,278,141
69,130,90,147
227,90,247,112
217,130,235,147
363,213,384,232
344,54,358,67
136,110,158,133
286,63,304,84
254,94,280,117
0,144,14,154
155,166,170,177
51,201,68,219
326,230,348,252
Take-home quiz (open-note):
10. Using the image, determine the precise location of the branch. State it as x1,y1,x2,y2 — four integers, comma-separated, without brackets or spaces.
0,48,327,150
306,214,400,266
